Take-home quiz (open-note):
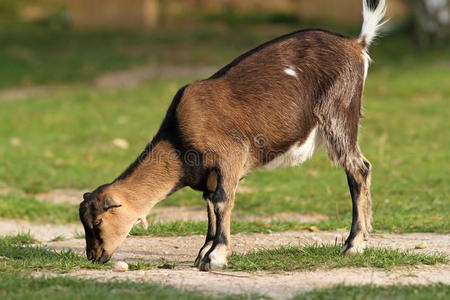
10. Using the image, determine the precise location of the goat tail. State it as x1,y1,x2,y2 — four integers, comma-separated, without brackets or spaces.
359,0,387,49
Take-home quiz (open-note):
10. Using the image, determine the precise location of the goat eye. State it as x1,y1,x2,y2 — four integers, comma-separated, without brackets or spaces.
93,219,102,227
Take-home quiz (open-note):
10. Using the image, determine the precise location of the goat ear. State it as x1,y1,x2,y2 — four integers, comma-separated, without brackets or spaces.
103,196,122,211
83,192,92,201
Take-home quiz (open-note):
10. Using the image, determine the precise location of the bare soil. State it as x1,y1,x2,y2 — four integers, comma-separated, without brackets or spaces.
0,65,219,101
35,189,89,205
1,215,448,298
42,232,450,299
95,65,218,88
0,218,82,241
45,232,450,263
68,264,450,299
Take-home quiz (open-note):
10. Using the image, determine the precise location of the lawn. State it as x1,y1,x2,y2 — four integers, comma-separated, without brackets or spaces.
0,23,449,235
1,233,446,274
0,234,159,273
0,21,304,89
1,273,448,300
0,19,449,300
228,245,448,271
0,273,252,300
0,233,447,299
294,284,450,300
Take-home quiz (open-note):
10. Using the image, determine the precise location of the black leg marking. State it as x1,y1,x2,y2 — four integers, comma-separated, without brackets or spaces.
194,199,216,267
345,171,362,246
198,179,232,271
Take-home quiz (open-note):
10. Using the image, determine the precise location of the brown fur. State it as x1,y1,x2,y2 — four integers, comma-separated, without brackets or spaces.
80,29,375,268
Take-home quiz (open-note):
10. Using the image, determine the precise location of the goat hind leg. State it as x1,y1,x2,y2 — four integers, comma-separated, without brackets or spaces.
341,153,372,254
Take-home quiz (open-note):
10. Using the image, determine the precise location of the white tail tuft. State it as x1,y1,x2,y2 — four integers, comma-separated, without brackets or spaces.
359,0,387,49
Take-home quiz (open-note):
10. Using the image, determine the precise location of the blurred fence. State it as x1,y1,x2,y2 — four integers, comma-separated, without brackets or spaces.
8,0,410,29
64,0,409,28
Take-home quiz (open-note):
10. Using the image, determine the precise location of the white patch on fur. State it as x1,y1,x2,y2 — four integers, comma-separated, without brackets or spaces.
263,127,322,170
284,67,298,78
344,244,366,254
208,244,228,268
342,235,367,255
362,50,371,81
360,0,387,48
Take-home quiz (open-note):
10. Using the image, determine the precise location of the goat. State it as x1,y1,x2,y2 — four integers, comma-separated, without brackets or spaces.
79,0,387,271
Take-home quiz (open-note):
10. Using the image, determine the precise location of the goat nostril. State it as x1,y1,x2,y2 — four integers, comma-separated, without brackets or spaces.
98,249,110,264
87,249,95,261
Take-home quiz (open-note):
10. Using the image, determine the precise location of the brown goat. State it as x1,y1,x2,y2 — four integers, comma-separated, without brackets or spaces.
80,0,387,271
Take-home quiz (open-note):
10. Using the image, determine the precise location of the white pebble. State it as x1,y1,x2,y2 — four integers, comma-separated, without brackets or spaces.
112,138,129,149
415,244,428,249
112,261,129,272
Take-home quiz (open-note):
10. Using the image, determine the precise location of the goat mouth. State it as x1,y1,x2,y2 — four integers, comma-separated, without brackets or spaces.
90,248,111,264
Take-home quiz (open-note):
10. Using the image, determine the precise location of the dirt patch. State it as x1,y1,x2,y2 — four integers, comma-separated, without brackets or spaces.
0,187,16,195
2,217,447,298
67,264,450,299
45,232,450,264
35,189,88,205
44,232,450,298
95,65,218,88
0,86,50,101
0,65,219,101
0,218,82,242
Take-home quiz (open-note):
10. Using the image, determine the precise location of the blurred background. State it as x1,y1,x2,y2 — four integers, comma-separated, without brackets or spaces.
0,0,449,88
0,1,448,233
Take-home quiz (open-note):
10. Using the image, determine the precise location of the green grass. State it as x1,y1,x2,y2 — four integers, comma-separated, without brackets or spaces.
0,273,252,300
0,25,449,234
0,274,448,300
228,245,448,271
294,284,450,300
0,21,304,89
0,233,37,245
130,220,318,236
0,193,330,236
0,194,78,223
0,234,159,273
0,20,447,88
0,234,447,299
0,234,109,273
0,193,317,235
0,70,448,233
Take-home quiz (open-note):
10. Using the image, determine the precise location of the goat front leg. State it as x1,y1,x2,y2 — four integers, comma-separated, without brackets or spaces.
198,171,236,271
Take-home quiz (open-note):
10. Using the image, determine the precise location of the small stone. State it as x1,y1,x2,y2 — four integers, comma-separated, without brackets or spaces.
10,137,21,146
372,234,387,239
415,244,428,249
54,158,64,166
44,150,54,158
307,226,320,232
112,261,129,272
84,153,93,162
307,169,319,177
117,116,128,124
112,138,129,149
